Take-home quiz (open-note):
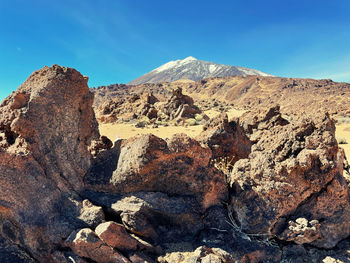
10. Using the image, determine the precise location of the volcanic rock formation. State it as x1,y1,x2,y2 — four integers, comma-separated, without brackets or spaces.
0,65,99,261
96,87,205,126
96,93,159,123
0,65,350,262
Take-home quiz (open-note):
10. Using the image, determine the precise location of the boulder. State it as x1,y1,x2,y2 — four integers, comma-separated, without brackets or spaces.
109,133,227,209
280,218,321,245
229,108,350,248
95,221,139,251
96,92,159,123
89,135,113,157
78,199,105,228
239,105,289,138
0,65,99,260
157,87,201,120
158,244,281,263
65,228,130,263
110,192,203,243
197,113,252,164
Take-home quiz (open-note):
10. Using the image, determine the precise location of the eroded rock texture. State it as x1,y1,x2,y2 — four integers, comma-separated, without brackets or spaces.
230,107,350,248
1,65,350,263
0,65,99,261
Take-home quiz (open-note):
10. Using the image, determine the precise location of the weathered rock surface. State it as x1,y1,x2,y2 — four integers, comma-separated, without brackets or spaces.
1,65,350,262
95,221,140,251
229,107,350,248
108,133,227,209
96,93,159,123
65,228,130,263
110,192,203,243
197,112,251,163
95,87,206,126
0,65,99,260
78,199,105,228
157,87,201,121
280,217,321,245
0,64,99,191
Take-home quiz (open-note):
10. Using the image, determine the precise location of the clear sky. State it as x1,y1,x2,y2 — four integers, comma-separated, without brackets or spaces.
1,0,350,101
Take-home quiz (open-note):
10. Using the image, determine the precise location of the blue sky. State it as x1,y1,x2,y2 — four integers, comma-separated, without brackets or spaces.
1,0,350,101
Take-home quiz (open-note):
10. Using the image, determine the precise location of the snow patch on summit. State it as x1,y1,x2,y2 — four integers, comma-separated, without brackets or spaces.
209,64,218,73
129,56,273,85
154,56,198,73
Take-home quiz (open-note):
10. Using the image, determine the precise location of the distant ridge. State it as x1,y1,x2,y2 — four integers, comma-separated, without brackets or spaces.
128,56,272,85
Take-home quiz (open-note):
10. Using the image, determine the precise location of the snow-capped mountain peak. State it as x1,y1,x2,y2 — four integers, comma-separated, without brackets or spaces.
129,57,272,85
182,56,197,62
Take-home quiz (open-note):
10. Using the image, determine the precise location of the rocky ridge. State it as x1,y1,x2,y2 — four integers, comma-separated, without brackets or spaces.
0,65,349,262
92,75,350,117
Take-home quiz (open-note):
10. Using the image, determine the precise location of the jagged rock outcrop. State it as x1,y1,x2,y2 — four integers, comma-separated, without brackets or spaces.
157,87,201,121
0,65,99,261
95,88,206,126
196,112,252,163
96,93,159,123
229,107,350,248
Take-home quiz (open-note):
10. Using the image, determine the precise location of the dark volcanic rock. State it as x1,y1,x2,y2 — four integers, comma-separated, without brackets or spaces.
229,108,350,248
197,112,252,163
110,192,203,243
0,64,99,191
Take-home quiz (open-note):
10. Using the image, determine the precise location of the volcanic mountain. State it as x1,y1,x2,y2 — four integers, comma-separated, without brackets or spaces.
128,56,272,85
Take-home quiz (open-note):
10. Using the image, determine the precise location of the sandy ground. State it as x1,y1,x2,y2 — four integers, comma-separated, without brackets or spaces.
99,108,247,141
336,123,350,159
204,108,246,119
99,123,203,141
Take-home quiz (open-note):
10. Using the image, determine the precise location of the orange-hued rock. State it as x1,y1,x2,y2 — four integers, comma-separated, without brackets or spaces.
109,133,227,209
230,107,350,248
65,228,130,263
2,65,350,262
95,87,204,125
95,221,139,251
96,92,159,124
0,65,99,260
0,64,99,191
158,87,201,120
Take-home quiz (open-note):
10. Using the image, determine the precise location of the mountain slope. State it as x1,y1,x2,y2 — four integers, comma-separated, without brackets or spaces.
128,56,272,85
93,75,350,117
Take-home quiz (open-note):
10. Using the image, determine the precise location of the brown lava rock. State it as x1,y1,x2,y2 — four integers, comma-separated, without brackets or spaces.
109,133,227,209
0,65,99,260
229,107,350,248
197,112,252,163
